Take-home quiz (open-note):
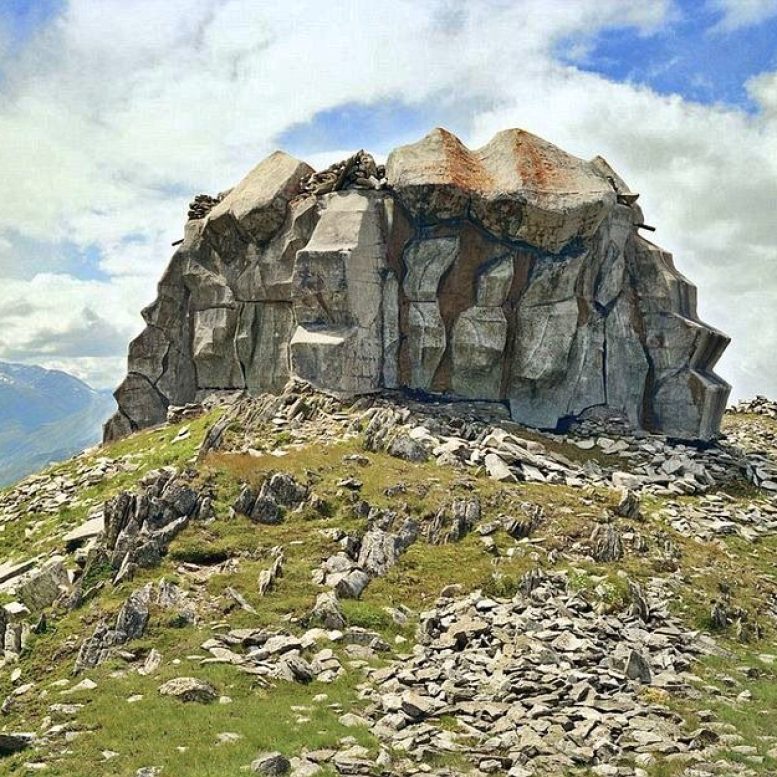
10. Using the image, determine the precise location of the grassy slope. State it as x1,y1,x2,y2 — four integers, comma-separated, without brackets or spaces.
0,413,776,775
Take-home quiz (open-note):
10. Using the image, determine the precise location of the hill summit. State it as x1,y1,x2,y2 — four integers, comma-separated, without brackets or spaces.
2,382,777,776
105,128,730,444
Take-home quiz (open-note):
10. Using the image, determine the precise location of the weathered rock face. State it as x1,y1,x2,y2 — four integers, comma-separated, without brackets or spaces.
105,128,729,442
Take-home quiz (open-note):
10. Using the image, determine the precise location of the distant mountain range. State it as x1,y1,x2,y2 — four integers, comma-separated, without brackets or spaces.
0,361,116,486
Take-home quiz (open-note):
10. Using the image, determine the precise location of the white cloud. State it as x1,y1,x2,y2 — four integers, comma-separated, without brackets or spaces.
747,70,777,118
0,0,774,402
0,273,146,388
709,0,777,31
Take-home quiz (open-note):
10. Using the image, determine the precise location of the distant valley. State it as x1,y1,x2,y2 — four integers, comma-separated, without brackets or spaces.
0,362,115,486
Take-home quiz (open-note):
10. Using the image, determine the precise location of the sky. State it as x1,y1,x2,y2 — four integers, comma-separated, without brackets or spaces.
0,0,776,401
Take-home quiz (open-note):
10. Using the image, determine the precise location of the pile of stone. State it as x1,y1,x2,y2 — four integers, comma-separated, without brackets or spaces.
298,150,387,196
187,193,223,220
660,495,777,541
0,455,133,526
744,455,777,492
195,625,377,685
560,432,745,495
365,403,744,498
723,421,777,492
200,381,773,502
359,573,719,776
730,396,777,418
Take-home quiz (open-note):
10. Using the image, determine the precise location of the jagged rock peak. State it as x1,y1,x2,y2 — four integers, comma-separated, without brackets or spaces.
105,127,730,443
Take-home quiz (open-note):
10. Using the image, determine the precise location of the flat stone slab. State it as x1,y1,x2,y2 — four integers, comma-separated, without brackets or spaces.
63,514,104,548
0,556,41,587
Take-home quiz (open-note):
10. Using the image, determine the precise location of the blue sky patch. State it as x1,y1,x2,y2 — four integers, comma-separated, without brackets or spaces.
0,231,111,282
0,0,64,49
278,100,436,157
558,1,777,111
276,97,484,159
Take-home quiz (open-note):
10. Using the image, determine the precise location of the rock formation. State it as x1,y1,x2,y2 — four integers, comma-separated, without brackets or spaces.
105,128,729,442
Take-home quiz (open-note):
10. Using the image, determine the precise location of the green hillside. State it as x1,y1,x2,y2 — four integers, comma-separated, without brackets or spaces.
0,387,776,777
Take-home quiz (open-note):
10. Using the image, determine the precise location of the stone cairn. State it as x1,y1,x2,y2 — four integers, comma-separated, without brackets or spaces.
731,395,777,418
187,193,224,221
298,149,387,196
185,149,386,221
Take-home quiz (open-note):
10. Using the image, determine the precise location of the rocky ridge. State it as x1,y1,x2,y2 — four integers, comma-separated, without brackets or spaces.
106,127,729,444
0,390,776,775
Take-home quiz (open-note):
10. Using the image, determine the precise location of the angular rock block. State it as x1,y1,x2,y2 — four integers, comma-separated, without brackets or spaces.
631,239,730,439
236,302,295,394
107,128,730,442
127,326,169,385
407,302,446,390
387,127,616,253
451,306,507,400
403,237,458,301
112,373,168,432
290,192,387,395
192,307,244,389
476,255,514,307
205,151,313,252
234,197,319,302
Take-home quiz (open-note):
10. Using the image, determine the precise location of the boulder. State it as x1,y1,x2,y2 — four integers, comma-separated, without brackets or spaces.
357,529,402,577
625,649,652,683
158,677,217,703
311,592,346,630
250,752,291,776
107,128,729,443
387,433,429,462
616,489,641,520
484,453,514,482
263,472,308,506
17,557,69,612
590,522,624,562
250,495,282,525
334,570,370,600
115,584,152,642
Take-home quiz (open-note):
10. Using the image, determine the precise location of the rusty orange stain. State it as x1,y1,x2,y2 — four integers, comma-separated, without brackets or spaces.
439,129,495,193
